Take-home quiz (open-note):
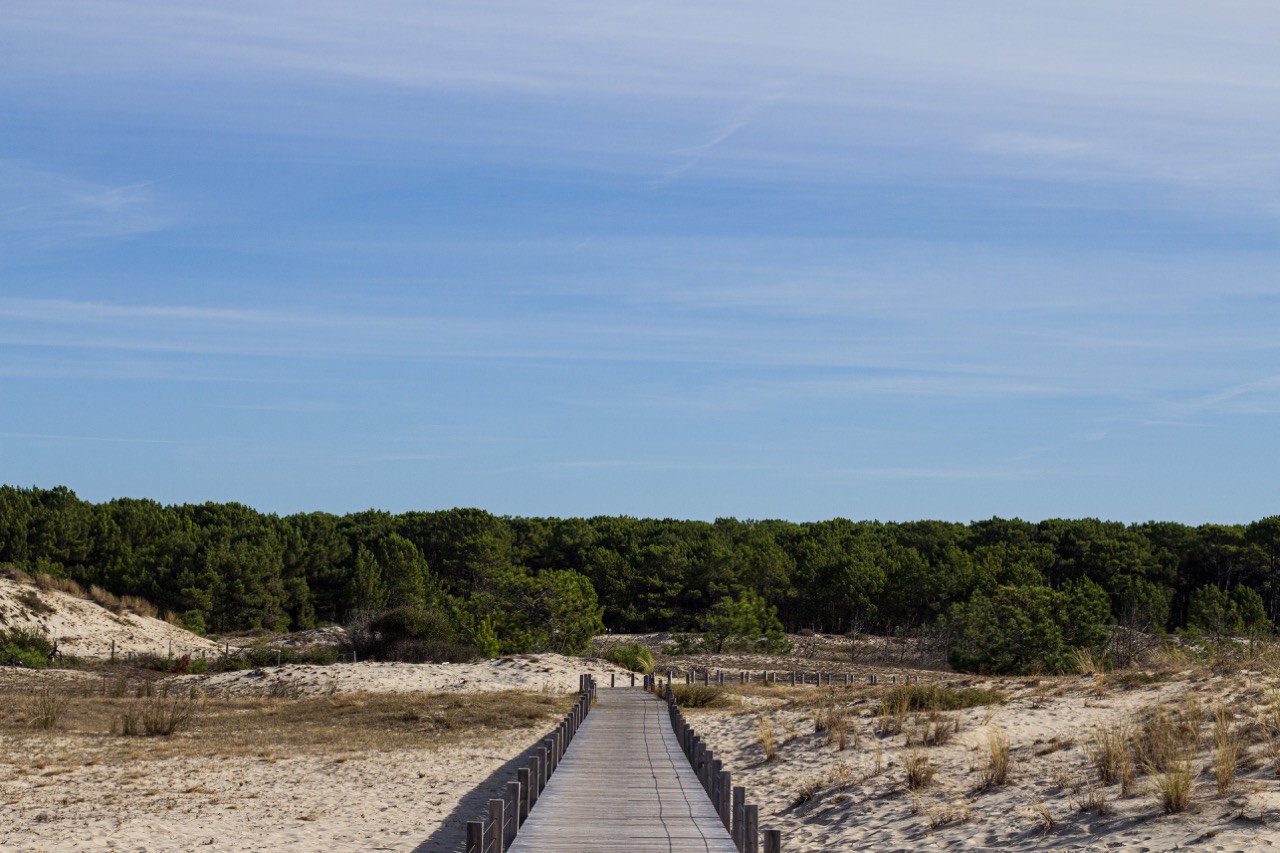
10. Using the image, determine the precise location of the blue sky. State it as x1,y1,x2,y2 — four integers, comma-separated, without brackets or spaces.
2,1,1278,523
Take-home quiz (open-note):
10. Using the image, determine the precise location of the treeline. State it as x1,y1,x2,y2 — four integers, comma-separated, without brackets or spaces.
2,486,1278,669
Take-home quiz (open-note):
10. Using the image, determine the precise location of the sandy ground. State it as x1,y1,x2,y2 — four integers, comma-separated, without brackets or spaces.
0,653,622,853
686,669,1280,851
6,576,1280,852
0,577,218,660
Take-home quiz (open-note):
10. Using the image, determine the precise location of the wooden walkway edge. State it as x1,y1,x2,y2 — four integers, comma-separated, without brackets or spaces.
507,688,739,853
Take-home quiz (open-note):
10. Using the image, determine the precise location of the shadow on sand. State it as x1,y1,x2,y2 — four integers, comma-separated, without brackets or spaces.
410,729,553,853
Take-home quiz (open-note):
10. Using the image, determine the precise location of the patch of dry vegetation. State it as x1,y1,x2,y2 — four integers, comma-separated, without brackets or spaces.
0,678,574,768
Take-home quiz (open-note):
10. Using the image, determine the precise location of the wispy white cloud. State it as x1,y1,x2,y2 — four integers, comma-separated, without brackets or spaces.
0,161,170,245
7,2,1280,207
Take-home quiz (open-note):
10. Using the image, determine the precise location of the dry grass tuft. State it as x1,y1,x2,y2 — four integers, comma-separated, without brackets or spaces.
113,692,201,737
1213,703,1243,796
878,689,911,736
758,714,777,761
904,746,935,792
28,684,71,730
1032,801,1055,835
1152,758,1194,814
981,730,1010,789
1087,720,1133,789
791,775,822,806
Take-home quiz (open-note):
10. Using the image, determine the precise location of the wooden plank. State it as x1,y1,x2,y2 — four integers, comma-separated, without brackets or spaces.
508,689,738,853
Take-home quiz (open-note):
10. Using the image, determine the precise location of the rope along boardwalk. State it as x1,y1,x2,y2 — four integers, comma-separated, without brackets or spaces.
507,688,739,853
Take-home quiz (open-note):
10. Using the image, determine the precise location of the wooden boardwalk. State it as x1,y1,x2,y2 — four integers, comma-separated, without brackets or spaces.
508,688,739,853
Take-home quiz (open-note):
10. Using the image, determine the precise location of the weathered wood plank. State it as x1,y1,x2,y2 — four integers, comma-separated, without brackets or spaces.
508,689,739,853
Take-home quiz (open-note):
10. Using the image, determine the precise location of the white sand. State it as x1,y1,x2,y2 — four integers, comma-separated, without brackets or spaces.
0,577,218,660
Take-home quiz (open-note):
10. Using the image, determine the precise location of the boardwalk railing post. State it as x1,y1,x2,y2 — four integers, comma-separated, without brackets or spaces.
507,780,523,832
489,798,505,853
745,804,759,853
718,770,732,828
763,828,781,853
517,769,531,821
733,786,745,851
466,820,484,853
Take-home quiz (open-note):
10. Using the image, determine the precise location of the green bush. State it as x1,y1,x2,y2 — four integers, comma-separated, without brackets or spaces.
603,642,654,674
346,606,479,663
880,683,1003,712
665,684,730,708
1,626,55,668
948,581,1110,675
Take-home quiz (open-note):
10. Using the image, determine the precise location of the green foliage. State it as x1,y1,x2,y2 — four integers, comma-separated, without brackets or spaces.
180,609,207,637
4,484,1280,660
701,590,791,654
347,606,478,663
1187,584,1270,639
948,583,1110,675
1,626,55,668
473,614,502,658
603,642,655,674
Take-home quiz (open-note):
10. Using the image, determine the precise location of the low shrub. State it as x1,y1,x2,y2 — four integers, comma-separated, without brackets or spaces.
28,683,71,729
603,642,655,674
345,607,478,663
113,692,200,737
667,684,729,708
1,626,56,668
881,684,1003,713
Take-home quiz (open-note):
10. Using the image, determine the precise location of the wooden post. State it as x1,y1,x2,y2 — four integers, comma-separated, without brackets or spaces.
763,828,781,853
745,804,759,853
611,673,615,688
844,673,850,686
718,770,732,828
466,821,484,853
110,640,115,662
533,750,545,797
733,786,745,851
489,798,505,853
505,781,521,840
790,672,795,686
709,758,721,797
517,768,532,817
703,669,709,686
